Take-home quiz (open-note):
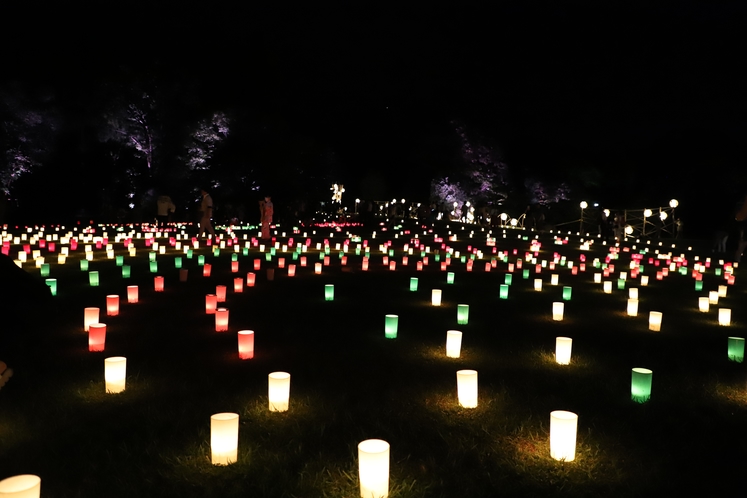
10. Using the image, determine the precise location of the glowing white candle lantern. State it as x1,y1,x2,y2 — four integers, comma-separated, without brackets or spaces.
84,307,99,332
709,291,719,305
627,298,639,316
552,302,564,321
603,281,612,294
628,288,638,299
555,337,572,365
88,323,106,352
698,297,709,312
0,474,41,497
268,372,291,412
237,330,254,359
106,295,119,316
315,262,322,274
431,289,442,306
205,294,218,314
718,285,727,298
127,285,138,303
445,330,462,358
551,274,559,286
649,311,663,331
550,410,578,461
215,308,229,332
534,279,542,291
104,356,127,393
640,275,649,286
358,439,390,498
593,273,601,283
718,308,731,326
456,370,478,408
211,412,239,465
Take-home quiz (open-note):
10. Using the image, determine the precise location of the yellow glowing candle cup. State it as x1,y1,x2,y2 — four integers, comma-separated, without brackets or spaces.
358,439,390,498
555,337,572,365
211,412,239,465
550,410,578,461
446,330,462,358
268,371,291,412
104,356,127,393
456,369,478,408
0,474,41,498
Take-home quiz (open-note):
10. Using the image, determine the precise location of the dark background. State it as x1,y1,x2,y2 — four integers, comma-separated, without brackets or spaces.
1,3,745,236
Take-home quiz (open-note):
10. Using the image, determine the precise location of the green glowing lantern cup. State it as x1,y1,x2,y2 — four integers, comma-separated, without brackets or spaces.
694,280,703,291
80,259,89,271
187,249,194,259
148,251,156,262
122,265,131,279
631,367,653,403
265,253,273,262
728,337,745,363
715,268,722,276
499,284,509,299
150,261,158,273
447,272,455,284
409,277,418,292
40,263,50,277
522,269,530,279
198,255,205,266
324,284,334,301
385,314,398,339
617,279,625,290
115,255,124,266
434,254,440,262
213,248,220,257
89,270,99,287
460,255,466,263
231,253,238,262
457,304,469,325
45,278,57,296
504,273,512,285
271,247,277,256
174,256,182,269
562,286,572,301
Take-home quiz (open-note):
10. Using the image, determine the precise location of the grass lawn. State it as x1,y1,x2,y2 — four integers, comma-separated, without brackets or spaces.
0,222,745,497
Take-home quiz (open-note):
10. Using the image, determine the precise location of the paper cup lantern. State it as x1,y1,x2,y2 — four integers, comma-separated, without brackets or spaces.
149,261,158,273
457,304,469,325
447,272,455,284
551,274,559,286
88,271,99,287
499,284,509,300
127,285,138,303
205,294,218,314
603,281,612,294
105,295,119,316
233,277,243,293
84,307,100,332
534,279,542,291
505,273,513,285
238,330,255,360
709,291,719,305
550,410,578,461
446,330,462,358
254,259,261,270
288,264,296,277
315,262,322,274
121,265,131,279
214,285,226,303
231,260,239,273
552,302,564,321
698,297,709,312
324,284,335,301
211,413,239,465
174,256,182,269
631,367,653,403
80,259,88,271
268,372,291,412
384,315,398,339
555,337,572,365
562,286,572,301
0,474,41,497
45,278,57,296
88,323,107,352
246,272,256,287
718,308,731,326
627,298,639,316
104,356,127,393
718,285,728,298
456,370,478,408
727,337,745,363
409,277,418,292
628,287,638,299
203,263,212,277
358,439,390,498
215,308,229,332
640,275,649,286
649,311,663,331
154,276,164,292
431,289,442,306
179,269,188,282
593,273,601,283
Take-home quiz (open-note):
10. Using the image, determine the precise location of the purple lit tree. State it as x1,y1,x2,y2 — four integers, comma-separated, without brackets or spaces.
100,92,160,174
184,112,230,172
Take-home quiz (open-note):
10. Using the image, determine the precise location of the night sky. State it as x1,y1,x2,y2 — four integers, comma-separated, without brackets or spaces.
2,3,745,233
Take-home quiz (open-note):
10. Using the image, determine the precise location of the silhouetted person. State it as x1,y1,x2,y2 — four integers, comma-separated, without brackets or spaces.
198,188,215,238
156,195,175,228
259,195,273,240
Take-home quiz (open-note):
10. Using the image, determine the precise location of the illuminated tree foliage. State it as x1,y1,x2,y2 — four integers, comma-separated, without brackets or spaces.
185,112,230,171
100,92,159,174
0,92,57,196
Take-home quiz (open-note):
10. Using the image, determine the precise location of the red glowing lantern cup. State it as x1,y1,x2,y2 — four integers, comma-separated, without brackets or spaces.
216,285,227,302
106,295,120,316
231,261,239,273
389,261,396,271
417,261,423,271
234,278,243,293
238,330,255,359
300,256,307,267
246,272,256,287
127,285,138,303
206,294,218,314
278,258,285,269
89,323,106,352
254,259,261,270
288,265,296,277
215,308,229,332
203,263,212,277
154,276,165,292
